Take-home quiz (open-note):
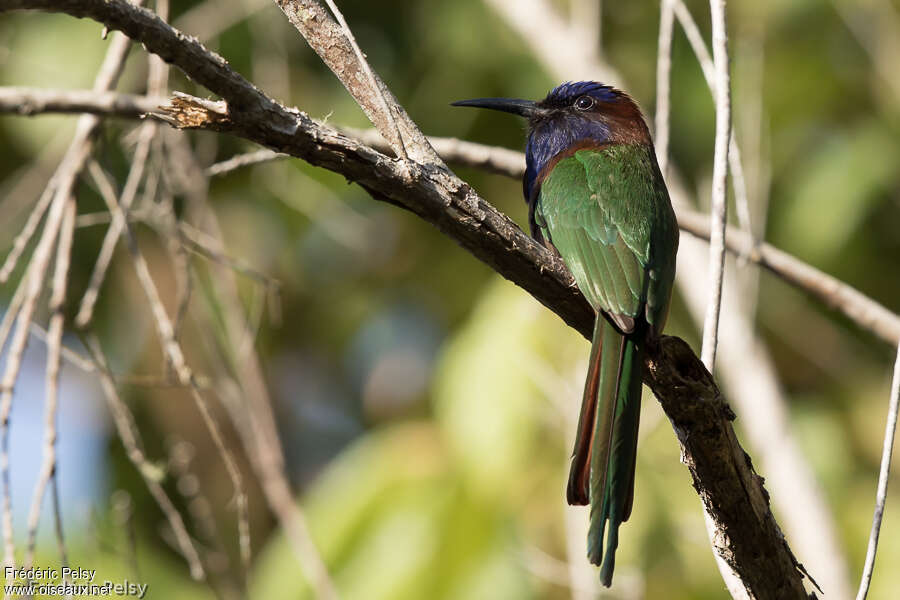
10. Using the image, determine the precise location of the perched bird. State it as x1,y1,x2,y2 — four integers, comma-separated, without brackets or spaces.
453,82,678,586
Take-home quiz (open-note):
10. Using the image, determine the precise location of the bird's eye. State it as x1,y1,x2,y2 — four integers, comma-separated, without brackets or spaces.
574,95,594,110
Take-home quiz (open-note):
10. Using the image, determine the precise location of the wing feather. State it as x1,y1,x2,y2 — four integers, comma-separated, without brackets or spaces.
537,149,656,327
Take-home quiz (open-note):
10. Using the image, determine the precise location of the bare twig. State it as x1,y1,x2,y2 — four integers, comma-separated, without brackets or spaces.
88,161,252,572
0,183,55,283
654,0,675,177
699,0,731,372
28,323,94,373
856,343,900,600
0,87,165,117
0,88,525,179
24,197,75,569
1,132,88,572
0,130,70,254
675,209,900,347
76,124,156,327
82,335,206,581
0,292,27,378
0,20,140,569
179,223,281,289
206,148,286,176
671,0,752,243
173,133,338,600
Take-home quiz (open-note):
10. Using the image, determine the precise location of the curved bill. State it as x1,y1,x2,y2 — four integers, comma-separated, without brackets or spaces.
450,97,544,119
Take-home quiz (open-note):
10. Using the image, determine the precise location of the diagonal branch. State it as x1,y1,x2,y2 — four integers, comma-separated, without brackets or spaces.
856,341,900,600
272,0,440,165
5,87,896,349
3,0,886,595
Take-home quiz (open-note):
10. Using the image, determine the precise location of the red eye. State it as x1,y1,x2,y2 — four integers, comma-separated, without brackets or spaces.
575,95,594,110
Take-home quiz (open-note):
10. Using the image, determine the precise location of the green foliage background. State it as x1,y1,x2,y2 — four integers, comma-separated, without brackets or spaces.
1,0,899,598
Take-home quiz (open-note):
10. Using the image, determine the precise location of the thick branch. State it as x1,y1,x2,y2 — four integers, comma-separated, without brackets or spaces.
1,1,868,595
272,0,441,165
645,337,814,598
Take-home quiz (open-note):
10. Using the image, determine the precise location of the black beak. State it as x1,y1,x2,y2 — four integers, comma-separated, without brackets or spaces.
451,97,545,119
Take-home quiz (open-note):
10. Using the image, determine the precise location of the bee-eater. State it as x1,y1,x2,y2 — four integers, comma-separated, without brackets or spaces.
453,81,679,586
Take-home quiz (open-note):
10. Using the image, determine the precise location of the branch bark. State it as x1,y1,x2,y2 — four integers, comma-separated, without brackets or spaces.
645,337,814,598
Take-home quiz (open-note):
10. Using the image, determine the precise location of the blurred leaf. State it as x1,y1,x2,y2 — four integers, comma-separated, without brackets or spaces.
778,122,898,261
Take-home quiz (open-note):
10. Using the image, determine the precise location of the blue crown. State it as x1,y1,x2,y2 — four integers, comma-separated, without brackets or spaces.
543,81,621,106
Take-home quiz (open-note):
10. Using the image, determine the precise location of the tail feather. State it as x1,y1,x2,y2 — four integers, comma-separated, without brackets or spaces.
567,315,605,505
571,317,643,587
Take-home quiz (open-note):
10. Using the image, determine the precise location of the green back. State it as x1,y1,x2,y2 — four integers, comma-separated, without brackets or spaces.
535,146,678,332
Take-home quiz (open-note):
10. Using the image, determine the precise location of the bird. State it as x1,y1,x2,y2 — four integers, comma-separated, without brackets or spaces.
452,81,679,586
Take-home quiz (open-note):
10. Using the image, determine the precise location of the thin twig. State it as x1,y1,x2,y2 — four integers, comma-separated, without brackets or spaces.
179,223,280,289
205,149,286,176
0,283,26,358
174,132,337,599
0,88,523,179
0,130,70,254
0,87,165,117
0,182,55,283
82,335,206,581
654,0,674,177
671,0,753,245
675,209,900,346
0,20,140,569
76,125,155,327
0,156,80,572
89,161,252,573
24,197,75,569
699,0,731,372
856,343,900,600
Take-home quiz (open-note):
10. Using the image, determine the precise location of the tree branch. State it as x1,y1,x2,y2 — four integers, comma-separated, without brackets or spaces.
0,86,165,117
4,0,886,595
272,0,441,165
644,337,814,598
6,87,897,349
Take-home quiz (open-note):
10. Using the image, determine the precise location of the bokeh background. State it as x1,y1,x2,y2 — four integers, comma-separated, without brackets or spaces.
1,0,900,598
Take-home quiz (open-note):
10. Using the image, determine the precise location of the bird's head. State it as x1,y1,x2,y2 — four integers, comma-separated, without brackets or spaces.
452,81,651,204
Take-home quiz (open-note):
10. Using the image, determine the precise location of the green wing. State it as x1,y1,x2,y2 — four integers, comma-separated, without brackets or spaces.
535,146,677,333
